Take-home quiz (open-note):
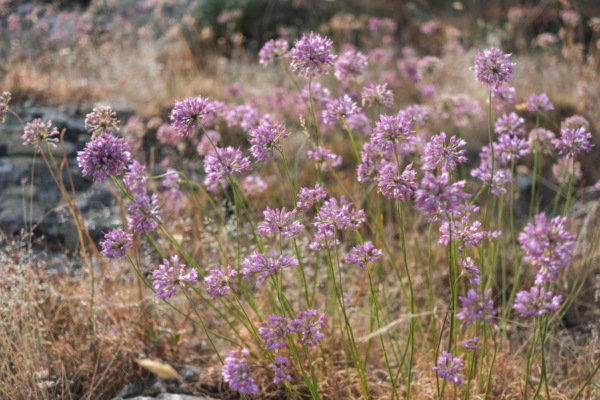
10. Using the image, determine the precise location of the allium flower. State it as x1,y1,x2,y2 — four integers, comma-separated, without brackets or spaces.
0,91,11,123
314,196,364,233
85,106,119,136
222,348,260,395
420,20,438,35
224,105,260,131
361,83,394,108
371,113,415,152
471,47,515,89
156,123,179,146
101,229,133,259
258,207,302,239
309,229,338,253
299,82,331,106
289,309,326,347
77,133,131,181
456,288,496,325
205,265,237,299
397,56,420,83
249,122,289,162
307,147,342,171
561,115,590,131
497,133,530,162
415,171,470,223
434,93,482,128
535,33,559,47
555,127,594,158
369,48,393,64
124,160,147,196
433,351,464,385
519,214,575,284
421,132,467,171
527,93,554,113
196,130,221,156
528,128,555,154
596,180,600,190
378,162,418,201
169,96,215,136
458,257,481,286
439,205,488,250
417,56,442,79
553,157,582,184
403,105,429,128
290,32,336,78
22,119,59,151
270,356,292,384
345,241,383,270
357,142,392,183
491,86,516,110
259,38,289,66
259,314,290,350
242,252,299,286
203,147,250,191
297,183,327,211
514,286,562,318
128,193,161,233
462,337,482,352
334,49,368,82
495,112,525,136
163,169,184,214
152,255,198,299
322,95,360,124
242,175,268,195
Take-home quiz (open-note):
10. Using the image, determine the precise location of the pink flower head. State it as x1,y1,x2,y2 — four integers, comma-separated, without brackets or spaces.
357,142,393,183
128,193,161,233
156,123,179,146
249,122,289,162
415,171,470,223
514,286,562,318
370,113,415,152
322,95,360,124
527,93,554,113
203,147,250,191
421,132,467,171
270,356,292,384
152,255,198,299
297,183,327,211
555,127,594,158
307,146,342,171
196,130,221,156
314,195,364,233
205,265,237,299
257,207,302,239
290,32,336,78
456,288,496,325
22,119,59,151
222,348,259,395
362,83,394,108
85,106,119,136
101,229,133,259
77,133,131,181
553,157,581,184
491,86,516,111
528,128,555,154
334,48,368,82
433,351,463,385
289,309,326,347
0,91,11,123
495,112,526,136
169,96,215,136
377,162,418,201
561,115,590,131
242,252,299,286
259,38,289,66
458,257,481,286
259,314,290,350
242,175,267,195
345,241,382,270
125,160,147,196
471,47,515,89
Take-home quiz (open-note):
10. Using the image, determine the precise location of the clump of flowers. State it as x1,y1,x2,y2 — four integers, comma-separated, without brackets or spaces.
371,113,415,152
456,288,496,325
270,356,292,384
495,112,526,136
77,133,131,181
458,257,481,286
362,83,394,108
249,122,289,162
322,95,360,124
203,147,250,191
163,169,184,215
345,241,383,270
491,86,516,110
169,96,215,136
462,337,482,352
259,38,289,66
553,157,582,184
196,130,221,156
152,256,198,299
222,348,260,395
128,193,161,233
307,146,342,170
421,132,467,171
259,314,290,350
22,119,59,151
415,171,470,223
290,32,336,78
289,309,326,347
101,229,133,259
555,127,594,158
242,252,299,286
514,286,562,318
85,106,119,136
242,175,268,195
471,47,515,89
205,265,237,299
258,207,302,239
528,128,555,154
297,183,327,211
0,91,11,123
378,163,418,201
125,160,147,196
433,352,464,385
527,93,554,113
334,48,368,83
156,123,179,146
561,115,590,131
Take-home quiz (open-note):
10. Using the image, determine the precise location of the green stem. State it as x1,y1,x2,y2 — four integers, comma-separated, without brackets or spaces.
563,157,576,217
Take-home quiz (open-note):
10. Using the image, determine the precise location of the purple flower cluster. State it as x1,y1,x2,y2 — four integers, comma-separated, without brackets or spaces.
519,213,575,284
289,309,326,347
307,146,342,170
258,38,289,66
371,113,415,152
315,195,365,233
357,142,393,183
101,229,133,259
345,241,383,270
125,160,147,196
156,123,179,146
334,49,368,83
403,105,429,127
163,169,184,215
561,115,590,131
152,255,198,299
555,127,594,158
205,265,237,299
433,351,464,385
22,118,59,151
514,286,562,318
242,252,299,285
528,128,555,154
222,348,260,395
462,337,482,352
415,172,470,223
378,163,418,201
439,204,489,250
196,130,221,156
128,193,161,233
242,175,268,195
203,147,250,191
258,207,302,238
322,95,360,124
270,356,292,384
491,86,516,110
259,314,290,350
417,56,442,79
553,157,581,184
249,122,289,162
456,288,496,325
169,96,215,136
458,257,481,286
85,106,119,136
527,93,554,113
495,112,526,136
497,132,530,162
421,132,467,171
297,183,327,211
290,33,336,78
77,133,131,181
362,83,394,108
471,47,515,89
224,104,260,131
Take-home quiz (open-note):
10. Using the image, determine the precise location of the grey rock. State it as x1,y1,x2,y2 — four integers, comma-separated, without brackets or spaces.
178,365,202,383
157,394,218,400
116,382,143,398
